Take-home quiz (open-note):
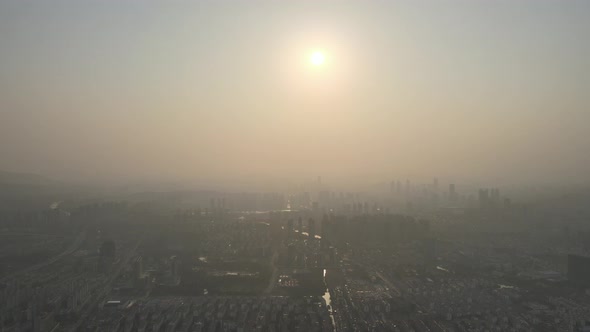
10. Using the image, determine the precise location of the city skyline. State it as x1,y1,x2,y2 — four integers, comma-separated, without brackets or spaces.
1,1,590,331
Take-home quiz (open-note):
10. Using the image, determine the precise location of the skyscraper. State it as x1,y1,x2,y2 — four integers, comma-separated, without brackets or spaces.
478,188,490,209
308,218,316,239
287,219,294,239
449,183,457,203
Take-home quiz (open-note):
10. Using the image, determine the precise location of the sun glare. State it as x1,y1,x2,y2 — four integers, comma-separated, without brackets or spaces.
310,51,326,66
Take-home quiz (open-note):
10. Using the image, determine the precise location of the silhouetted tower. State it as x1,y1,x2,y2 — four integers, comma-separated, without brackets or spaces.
321,214,329,249
287,219,294,239
490,188,500,208
133,256,143,279
478,188,490,209
449,183,457,203
308,218,316,239
287,244,296,265
170,256,181,283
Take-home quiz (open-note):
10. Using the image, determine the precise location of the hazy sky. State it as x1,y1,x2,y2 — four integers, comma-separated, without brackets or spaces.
1,1,589,188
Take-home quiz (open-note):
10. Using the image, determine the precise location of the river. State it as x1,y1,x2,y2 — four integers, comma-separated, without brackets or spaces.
322,268,337,331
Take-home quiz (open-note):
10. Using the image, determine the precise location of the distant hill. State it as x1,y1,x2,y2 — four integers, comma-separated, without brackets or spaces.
0,171,55,186
0,171,98,210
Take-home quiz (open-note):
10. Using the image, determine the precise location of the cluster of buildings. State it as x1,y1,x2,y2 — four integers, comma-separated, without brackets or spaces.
82,296,334,331
2,180,590,331
315,207,590,332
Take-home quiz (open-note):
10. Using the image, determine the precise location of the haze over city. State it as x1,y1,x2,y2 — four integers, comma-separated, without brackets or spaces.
2,2,590,332
1,1,589,189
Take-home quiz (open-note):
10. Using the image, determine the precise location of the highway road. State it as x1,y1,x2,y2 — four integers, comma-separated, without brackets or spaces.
68,239,142,332
263,251,280,293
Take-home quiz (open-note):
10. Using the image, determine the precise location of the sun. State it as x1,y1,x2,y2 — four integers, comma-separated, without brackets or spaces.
310,51,326,66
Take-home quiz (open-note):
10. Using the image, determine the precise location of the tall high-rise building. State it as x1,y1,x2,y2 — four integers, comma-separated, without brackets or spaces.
319,191,331,207
287,219,294,239
170,255,181,284
133,256,143,281
478,189,490,209
490,188,501,208
308,218,316,239
287,244,296,265
449,183,457,203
